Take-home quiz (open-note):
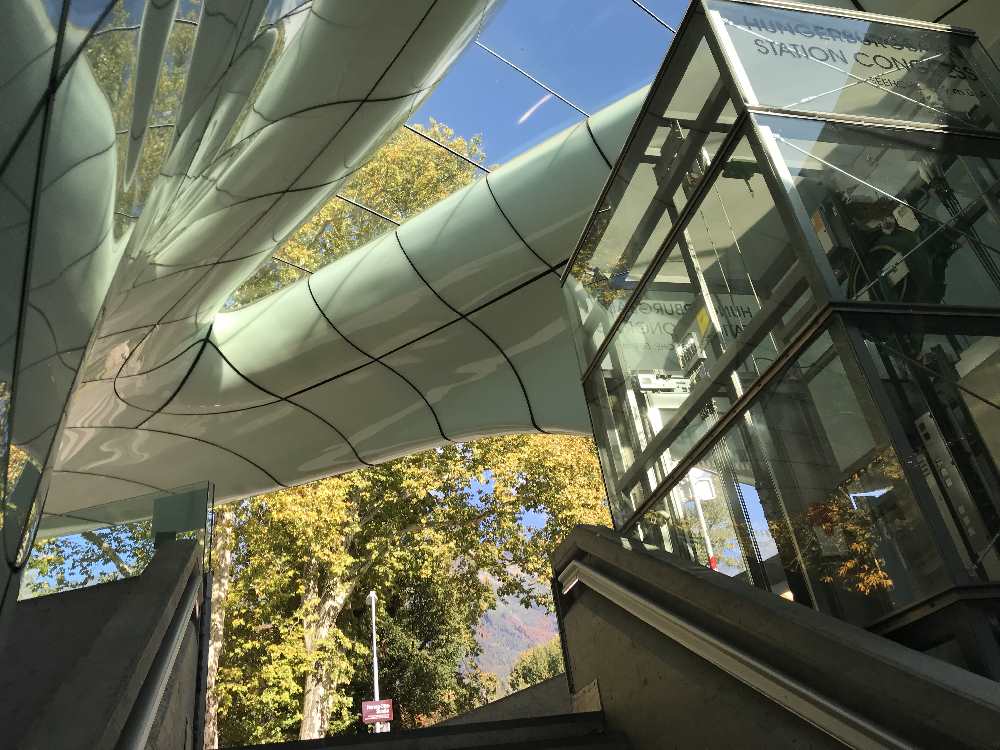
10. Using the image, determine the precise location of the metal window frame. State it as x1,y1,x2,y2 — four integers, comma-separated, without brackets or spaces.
703,0,976,35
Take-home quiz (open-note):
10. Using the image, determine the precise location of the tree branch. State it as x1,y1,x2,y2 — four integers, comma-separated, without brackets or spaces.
81,531,135,577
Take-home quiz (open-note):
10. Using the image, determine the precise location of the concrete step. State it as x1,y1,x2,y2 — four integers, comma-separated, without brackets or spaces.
227,711,610,750
471,730,630,750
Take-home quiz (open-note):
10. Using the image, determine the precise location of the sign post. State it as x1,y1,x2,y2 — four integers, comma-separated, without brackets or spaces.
365,590,390,733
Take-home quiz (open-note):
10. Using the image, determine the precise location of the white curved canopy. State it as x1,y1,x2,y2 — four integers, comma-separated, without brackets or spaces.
1,0,645,519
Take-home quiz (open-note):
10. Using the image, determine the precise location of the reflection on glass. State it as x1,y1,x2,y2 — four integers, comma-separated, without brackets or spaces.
707,0,1000,130
579,135,810,520
115,125,175,221
339,125,485,223
567,15,737,360
273,196,397,273
762,115,1000,307
224,257,307,311
633,327,952,625
856,321,1000,582
18,482,210,599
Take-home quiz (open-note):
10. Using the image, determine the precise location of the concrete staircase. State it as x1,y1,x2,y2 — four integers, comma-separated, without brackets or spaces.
226,711,628,750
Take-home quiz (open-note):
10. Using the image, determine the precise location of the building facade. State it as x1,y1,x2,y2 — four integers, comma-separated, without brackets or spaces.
565,0,1000,672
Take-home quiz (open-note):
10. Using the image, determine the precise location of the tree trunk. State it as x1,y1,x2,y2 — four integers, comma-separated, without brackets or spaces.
204,506,237,750
298,566,355,740
81,530,134,577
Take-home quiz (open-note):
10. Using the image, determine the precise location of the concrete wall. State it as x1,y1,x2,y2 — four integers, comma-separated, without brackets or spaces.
0,541,200,750
147,619,200,750
562,589,841,750
438,674,571,727
555,526,1000,750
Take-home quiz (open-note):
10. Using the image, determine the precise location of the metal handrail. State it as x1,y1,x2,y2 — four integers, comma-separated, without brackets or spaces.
117,568,202,750
558,560,911,750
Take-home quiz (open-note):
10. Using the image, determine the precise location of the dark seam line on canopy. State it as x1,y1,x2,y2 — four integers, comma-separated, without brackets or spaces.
305,275,455,444
113,259,571,416
31,222,113,292
483,174,557,275
40,138,116,191
20,346,84,373
204,339,374,467
64,424,286,486
247,86,429,127
1,0,72,477
0,44,56,92
117,335,204,381
584,118,613,170
144,168,361,253
25,302,77,369
128,248,272,286
101,0,451,440
173,2,268,138
129,333,212,425
0,0,117,178
249,2,312,48
194,87,429,179
51,469,166,493
140,159,370,278
394,231,548,435
148,61,374,245
115,0,449,376
13,421,60,451
287,261,564,399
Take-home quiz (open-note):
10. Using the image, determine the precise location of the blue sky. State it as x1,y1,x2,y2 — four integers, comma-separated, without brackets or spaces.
410,0,688,165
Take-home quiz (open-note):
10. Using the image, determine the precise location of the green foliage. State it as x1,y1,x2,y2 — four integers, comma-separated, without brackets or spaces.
21,521,154,597
85,1,200,229
216,435,608,743
226,120,486,310
508,637,565,693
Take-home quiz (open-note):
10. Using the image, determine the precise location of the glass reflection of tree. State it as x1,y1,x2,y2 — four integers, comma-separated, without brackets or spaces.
21,521,155,597
769,447,905,596
646,484,743,571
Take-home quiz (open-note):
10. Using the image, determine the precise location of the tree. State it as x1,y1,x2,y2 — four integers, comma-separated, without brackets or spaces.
21,520,154,597
213,435,608,744
85,1,201,231
508,637,564,693
225,120,486,309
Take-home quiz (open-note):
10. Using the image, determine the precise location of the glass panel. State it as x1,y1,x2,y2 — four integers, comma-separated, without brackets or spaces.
85,24,139,132
339,127,485,223
760,115,1000,307
115,124,175,221
633,327,952,625
408,43,582,169
224,257,307,311
477,0,674,113
855,319,1000,582
707,0,1000,130
273,196,397,273
580,135,813,519
566,14,738,363
19,482,210,599
637,423,778,588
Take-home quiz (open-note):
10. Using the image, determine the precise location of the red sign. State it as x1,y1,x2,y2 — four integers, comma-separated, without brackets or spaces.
362,699,393,724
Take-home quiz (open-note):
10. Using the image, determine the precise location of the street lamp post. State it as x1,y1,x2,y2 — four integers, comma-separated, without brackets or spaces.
367,590,387,734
